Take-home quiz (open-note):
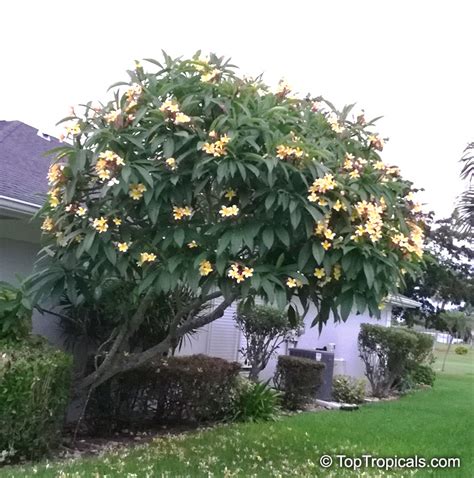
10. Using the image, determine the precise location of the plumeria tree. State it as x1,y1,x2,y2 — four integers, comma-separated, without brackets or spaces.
29,52,425,394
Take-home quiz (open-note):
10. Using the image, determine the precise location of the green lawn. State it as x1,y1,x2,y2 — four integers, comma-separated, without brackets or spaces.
2,348,473,478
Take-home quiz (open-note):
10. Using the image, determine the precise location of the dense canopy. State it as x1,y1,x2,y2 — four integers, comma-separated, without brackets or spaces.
31,52,425,327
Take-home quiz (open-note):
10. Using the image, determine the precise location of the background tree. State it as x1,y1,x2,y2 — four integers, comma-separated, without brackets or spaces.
396,215,473,327
438,311,473,371
455,142,474,234
235,302,302,381
28,52,425,396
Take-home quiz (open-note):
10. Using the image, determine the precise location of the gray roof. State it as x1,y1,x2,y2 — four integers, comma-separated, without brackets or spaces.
0,120,60,206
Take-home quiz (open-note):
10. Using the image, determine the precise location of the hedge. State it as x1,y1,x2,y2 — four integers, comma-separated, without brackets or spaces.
0,339,72,461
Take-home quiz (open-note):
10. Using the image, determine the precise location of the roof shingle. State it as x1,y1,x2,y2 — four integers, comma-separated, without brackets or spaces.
0,120,60,206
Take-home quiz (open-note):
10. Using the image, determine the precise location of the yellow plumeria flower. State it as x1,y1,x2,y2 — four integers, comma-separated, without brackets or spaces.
165,157,177,170
327,114,344,133
199,260,213,276
75,206,87,217
113,217,122,226
200,69,221,83
373,160,385,170
219,205,239,217
92,217,109,233
324,229,336,240
104,109,121,124
228,263,254,283
224,189,237,200
314,267,326,279
187,240,198,249
308,174,337,195
117,242,131,253
349,170,360,179
174,112,191,124
47,164,64,185
173,206,193,220
129,183,147,200
333,264,342,280
41,217,54,232
322,240,332,251
138,252,157,266
286,277,303,289
333,200,343,211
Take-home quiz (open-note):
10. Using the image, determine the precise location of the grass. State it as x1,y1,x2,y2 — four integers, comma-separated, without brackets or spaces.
2,347,473,477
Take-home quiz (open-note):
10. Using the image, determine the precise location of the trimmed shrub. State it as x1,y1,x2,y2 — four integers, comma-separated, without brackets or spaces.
153,355,241,423
87,354,241,431
275,355,325,410
231,379,281,422
410,364,436,386
455,345,469,355
236,303,302,381
358,324,418,398
332,375,366,404
0,339,72,461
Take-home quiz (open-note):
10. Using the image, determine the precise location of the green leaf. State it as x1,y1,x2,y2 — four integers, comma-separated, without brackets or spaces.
275,227,290,247
297,243,311,270
265,192,276,210
363,261,375,289
312,242,325,265
339,292,353,321
104,245,117,265
173,228,185,247
262,228,274,249
163,137,175,157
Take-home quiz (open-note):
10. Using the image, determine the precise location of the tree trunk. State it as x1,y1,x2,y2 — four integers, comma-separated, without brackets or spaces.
73,291,237,395
441,334,454,372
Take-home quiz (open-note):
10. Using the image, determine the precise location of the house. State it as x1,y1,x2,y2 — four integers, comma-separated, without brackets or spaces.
0,120,421,380
0,120,63,344
177,295,420,381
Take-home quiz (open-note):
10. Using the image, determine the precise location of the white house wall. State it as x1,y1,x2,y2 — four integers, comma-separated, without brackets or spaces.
0,227,62,347
176,299,393,381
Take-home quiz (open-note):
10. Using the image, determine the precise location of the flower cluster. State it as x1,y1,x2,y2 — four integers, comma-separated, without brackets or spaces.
92,216,108,233
343,153,368,180
313,264,342,284
307,174,337,203
159,99,191,125
228,263,254,283
48,187,61,208
368,134,385,151
286,277,303,288
129,183,147,200
201,68,221,83
351,199,385,242
138,252,157,266
47,163,65,185
199,260,213,276
41,217,54,232
173,206,193,220
391,222,423,258
65,203,87,217
327,114,344,133
165,157,177,171
276,144,304,162
314,217,336,250
95,150,125,183
125,84,142,111
219,205,239,217
202,131,231,157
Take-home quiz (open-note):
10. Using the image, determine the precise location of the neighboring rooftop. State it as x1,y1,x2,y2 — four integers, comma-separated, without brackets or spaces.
0,120,60,207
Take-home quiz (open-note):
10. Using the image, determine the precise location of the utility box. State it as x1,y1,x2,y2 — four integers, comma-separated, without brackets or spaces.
289,348,334,400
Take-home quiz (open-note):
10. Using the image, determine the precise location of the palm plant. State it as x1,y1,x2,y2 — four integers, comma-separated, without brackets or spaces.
455,142,474,234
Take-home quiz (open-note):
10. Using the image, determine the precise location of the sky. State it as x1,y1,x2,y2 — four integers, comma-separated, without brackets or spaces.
1,0,472,219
